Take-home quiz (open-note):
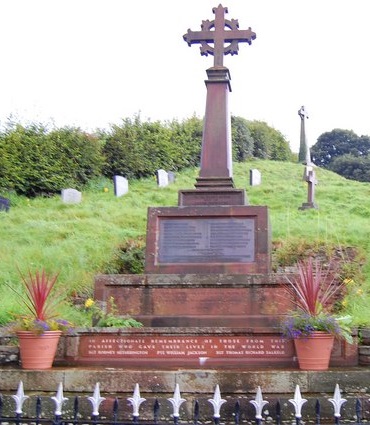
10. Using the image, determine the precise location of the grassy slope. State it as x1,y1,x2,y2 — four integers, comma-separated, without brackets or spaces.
1,160,370,325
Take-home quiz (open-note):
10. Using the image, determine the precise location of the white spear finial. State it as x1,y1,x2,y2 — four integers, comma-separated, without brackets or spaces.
51,382,69,416
329,384,347,418
208,385,226,418
11,381,29,415
168,384,186,418
288,385,307,419
127,383,146,417
87,383,106,416
250,386,269,420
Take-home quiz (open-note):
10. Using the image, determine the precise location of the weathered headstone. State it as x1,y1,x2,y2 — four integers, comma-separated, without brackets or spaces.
113,175,128,197
61,188,82,204
250,168,262,186
156,169,169,187
0,197,10,212
168,171,176,183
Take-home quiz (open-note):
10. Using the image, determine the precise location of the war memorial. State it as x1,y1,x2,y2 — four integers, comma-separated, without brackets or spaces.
0,5,368,424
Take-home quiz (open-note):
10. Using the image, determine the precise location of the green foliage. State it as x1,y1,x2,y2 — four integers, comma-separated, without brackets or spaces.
311,129,370,168
102,115,202,179
231,116,254,161
167,115,203,168
1,159,370,328
247,120,292,160
330,154,370,182
84,296,143,328
104,237,146,274
0,116,292,198
273,239,333,268
0,123,103,196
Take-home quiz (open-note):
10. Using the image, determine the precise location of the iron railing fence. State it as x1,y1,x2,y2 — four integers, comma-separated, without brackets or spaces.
0,382,367,425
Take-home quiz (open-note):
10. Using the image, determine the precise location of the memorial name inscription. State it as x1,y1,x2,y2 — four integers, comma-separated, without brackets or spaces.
79,335,292,360
158,218,255,263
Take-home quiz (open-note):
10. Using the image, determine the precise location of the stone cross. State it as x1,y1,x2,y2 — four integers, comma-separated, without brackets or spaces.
298,105,309,121
298,105,311,164
183,4,256,67
299,165,318,210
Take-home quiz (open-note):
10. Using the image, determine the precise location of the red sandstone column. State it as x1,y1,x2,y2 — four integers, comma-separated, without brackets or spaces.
196,67,234,189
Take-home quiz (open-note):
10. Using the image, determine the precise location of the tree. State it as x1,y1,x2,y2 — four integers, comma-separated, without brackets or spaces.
102,115,203,179
0,123,103,196
311,129,370,168
231,116,254,161
168,115,202,168
330,154,370,182
247,120,292,160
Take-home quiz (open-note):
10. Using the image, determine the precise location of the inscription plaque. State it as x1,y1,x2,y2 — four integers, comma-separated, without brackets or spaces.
158,218,254,263
79,335,293,362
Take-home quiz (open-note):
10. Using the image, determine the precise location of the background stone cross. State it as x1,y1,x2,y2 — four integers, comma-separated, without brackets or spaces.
183,4,256,67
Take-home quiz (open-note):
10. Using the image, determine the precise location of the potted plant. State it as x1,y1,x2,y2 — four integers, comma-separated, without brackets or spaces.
5,268,73,370
281,257,353,370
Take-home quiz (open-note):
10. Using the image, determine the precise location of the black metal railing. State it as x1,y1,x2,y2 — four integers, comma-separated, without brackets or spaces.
0,382,366,425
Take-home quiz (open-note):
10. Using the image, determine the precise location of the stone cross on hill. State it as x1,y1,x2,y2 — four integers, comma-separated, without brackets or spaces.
183,4,256,67
298,105,311,164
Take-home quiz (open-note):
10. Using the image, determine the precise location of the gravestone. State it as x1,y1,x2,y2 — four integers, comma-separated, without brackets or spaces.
168,171,176,183
0,197,10,212
61,188,82,204
156,169,169,187
250,168,261,186
113,175,128,197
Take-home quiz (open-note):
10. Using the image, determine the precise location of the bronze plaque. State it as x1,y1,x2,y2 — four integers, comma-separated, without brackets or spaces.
158,218,254,263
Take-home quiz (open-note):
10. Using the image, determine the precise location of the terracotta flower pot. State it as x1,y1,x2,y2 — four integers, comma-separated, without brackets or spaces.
17,331,62,370
294,331,334,370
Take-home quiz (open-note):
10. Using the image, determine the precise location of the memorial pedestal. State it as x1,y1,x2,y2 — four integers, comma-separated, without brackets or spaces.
89,273,358,367
145,205,271,275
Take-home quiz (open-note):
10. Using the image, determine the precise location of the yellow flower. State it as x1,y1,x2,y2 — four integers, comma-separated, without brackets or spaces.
357,288,363,295
103,187,109,193
85,298,95,308
343,278,355,285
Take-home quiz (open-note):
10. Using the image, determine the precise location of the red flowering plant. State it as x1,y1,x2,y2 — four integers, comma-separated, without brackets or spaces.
281,257,353,343
5,269,73,335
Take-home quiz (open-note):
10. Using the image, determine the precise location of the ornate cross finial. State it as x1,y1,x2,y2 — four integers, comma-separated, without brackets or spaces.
183,4,256,67
298,105,309,120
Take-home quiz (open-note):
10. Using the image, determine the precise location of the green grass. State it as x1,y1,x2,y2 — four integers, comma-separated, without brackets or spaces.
1,160,370,326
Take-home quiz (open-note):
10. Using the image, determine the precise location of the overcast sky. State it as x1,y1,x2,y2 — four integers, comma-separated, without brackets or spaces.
1,0,369,152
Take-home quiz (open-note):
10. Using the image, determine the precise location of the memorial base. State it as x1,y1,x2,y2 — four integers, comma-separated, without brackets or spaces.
63,327,357,368
299,202,318,210
90,273,358,367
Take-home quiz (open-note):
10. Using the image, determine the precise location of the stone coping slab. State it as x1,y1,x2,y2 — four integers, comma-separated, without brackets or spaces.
0,365,369,394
